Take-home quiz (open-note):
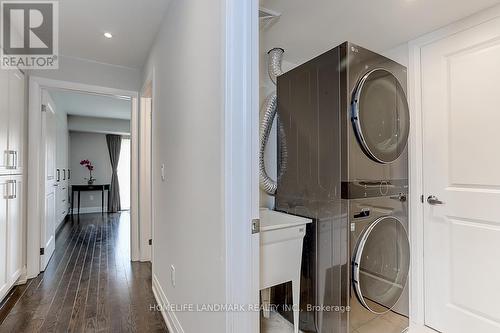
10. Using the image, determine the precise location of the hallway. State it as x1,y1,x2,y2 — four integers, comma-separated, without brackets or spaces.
0,213,167,333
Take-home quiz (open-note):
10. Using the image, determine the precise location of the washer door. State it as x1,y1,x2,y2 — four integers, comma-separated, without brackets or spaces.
351,69,410,163
353,216,410,314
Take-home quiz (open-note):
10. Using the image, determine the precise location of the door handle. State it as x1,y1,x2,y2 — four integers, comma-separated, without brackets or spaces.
5,150,16,169
6,180,16,199
427,195,444,205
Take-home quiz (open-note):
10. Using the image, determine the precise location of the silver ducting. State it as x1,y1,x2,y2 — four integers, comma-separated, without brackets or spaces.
268,48,284,85
260,48,287,195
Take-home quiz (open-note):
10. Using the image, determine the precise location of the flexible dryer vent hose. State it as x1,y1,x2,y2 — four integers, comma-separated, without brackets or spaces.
259,48,288,195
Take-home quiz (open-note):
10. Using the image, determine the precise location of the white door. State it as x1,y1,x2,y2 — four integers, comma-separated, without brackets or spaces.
40,92,57,270
7,70,25,173
0,177,9,298
7,175,22,284
422,16,500,333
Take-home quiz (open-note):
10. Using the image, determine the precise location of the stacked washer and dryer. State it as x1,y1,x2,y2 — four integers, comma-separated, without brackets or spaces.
273,42,411,333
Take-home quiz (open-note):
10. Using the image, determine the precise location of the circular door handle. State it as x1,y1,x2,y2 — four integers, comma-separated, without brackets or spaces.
427,195,444,205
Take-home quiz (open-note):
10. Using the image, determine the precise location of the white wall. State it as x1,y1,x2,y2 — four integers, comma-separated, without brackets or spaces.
142,0,226,331
69,132,112,210
382,43,410,67
68,115,130,135
31,55,141,91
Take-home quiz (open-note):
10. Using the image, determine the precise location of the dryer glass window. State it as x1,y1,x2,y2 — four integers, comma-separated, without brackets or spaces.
352,69,410,163
353,216,410,314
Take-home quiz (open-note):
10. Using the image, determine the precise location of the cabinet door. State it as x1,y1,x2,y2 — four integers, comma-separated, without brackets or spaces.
0,70,9,173
7,176,22,284
0,178,9,300
7,70,25,173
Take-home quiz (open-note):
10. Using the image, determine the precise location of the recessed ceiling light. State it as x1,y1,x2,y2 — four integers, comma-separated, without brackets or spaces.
104,32,113,39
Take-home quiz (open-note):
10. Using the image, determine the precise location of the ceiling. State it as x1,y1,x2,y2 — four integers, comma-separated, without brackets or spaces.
49,90,131,120
59,0,171,69
261,0,500,64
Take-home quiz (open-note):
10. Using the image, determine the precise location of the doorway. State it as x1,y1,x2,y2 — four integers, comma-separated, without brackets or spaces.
27,77,140,278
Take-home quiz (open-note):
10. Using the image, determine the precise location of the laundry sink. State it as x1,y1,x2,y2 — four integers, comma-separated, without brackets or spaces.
259,208,311,333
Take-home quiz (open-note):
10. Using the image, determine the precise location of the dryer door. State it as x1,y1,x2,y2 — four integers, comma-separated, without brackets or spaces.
353,216,410,314
351,69,410,163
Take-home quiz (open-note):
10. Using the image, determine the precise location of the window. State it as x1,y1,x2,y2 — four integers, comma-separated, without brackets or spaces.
117,137,131,210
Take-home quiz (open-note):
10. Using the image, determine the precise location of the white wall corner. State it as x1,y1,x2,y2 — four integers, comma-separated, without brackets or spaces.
152,273,184,333
225,0,260,332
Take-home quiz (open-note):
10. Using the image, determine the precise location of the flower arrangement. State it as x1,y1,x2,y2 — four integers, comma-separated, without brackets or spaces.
80,159,96,184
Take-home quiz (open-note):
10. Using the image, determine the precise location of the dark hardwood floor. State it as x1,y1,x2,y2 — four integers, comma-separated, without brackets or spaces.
0,213,167,333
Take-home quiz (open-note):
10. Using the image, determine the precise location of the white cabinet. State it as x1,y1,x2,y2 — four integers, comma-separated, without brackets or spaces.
7,175,22,285
51,95,70,229
0,71,8,174
0,69,25,174
0,178,8,298
7,71,25,173
0,68,26,302
0,175,23,301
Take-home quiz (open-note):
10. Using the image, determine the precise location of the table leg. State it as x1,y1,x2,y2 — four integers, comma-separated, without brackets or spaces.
102,189,104,214
71,190,74,219
78,191,81,215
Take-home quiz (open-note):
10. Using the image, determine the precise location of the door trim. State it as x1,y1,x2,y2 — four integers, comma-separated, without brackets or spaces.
224,0,259,331
27,76,140,279
407,3,500,330
139,68,155,263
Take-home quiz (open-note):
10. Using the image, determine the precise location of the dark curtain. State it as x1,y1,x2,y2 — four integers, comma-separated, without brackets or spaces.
106,134,121,212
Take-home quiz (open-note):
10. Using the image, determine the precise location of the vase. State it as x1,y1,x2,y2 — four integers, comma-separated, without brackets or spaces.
87,171,95,185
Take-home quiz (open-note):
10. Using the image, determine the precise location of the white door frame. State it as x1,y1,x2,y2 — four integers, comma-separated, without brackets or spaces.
26,76,140,279
139,68,155,262
224,0,260,331
407,4,500,331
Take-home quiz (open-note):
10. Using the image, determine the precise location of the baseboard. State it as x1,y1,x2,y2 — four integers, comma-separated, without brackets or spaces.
56,215,70,234
70,206,107,214
409,324,440,333
151,273,184,333
15,266,28,285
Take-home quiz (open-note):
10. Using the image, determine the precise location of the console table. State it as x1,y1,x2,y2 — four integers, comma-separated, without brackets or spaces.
71,184,111,215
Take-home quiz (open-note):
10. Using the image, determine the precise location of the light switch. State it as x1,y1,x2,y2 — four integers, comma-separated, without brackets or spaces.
170,265,176,287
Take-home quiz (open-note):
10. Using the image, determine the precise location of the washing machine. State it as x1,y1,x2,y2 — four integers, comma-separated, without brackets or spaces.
274,42,410,333
349,196,410,333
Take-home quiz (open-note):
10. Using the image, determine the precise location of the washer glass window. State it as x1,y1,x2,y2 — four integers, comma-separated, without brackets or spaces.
352,69,410,163
353,216,410,314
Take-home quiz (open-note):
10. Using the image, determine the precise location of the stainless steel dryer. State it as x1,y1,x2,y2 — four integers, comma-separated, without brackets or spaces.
341,43,410,200
274,42,410,333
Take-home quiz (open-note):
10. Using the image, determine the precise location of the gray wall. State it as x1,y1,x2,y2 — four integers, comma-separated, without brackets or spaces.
69,132,112,211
